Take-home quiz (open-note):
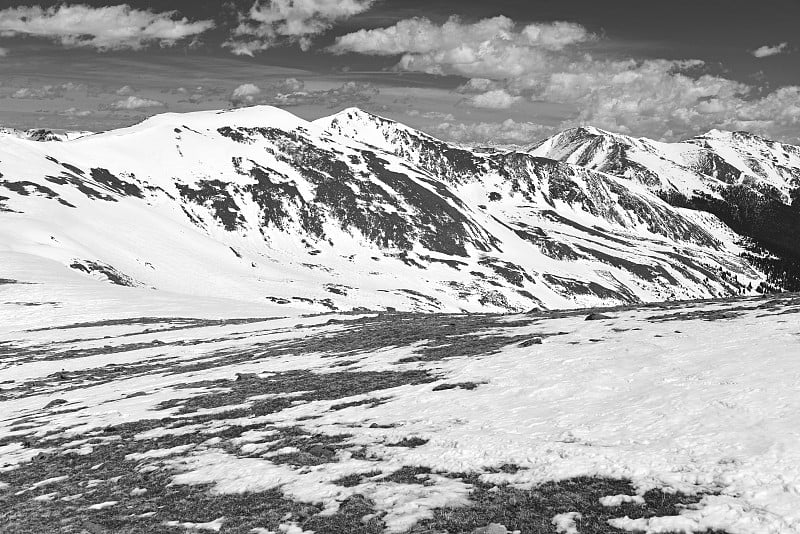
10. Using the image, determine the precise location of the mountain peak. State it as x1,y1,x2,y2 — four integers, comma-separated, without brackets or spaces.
330,106,386,122
88,105,310,141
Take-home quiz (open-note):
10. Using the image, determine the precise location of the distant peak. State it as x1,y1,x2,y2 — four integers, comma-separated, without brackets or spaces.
692,128,783,147
695,129,738,141
326,107,395,126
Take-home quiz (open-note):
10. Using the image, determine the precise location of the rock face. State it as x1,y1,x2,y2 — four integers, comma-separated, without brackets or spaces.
0,106,784,312
531,126,800,290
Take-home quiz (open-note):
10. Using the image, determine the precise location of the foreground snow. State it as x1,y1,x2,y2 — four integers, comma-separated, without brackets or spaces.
2,282,800,533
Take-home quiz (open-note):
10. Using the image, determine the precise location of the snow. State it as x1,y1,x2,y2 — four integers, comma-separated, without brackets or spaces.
0,105,771,317
3,105,800,533
552,512,582,534
3,292,799,531
87,501,118,510
125,444,195,461
163,517,226,531
599,494,646,507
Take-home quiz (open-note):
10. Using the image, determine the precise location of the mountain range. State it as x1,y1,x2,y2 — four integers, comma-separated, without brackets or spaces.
2,106,798,313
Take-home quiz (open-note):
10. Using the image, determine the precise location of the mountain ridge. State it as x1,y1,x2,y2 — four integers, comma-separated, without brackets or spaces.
3,105,795,313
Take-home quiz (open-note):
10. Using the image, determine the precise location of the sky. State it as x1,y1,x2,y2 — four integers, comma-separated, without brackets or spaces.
0,0,798,146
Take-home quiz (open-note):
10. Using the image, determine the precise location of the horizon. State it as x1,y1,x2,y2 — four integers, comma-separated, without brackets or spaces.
0,1,798,145
4,103,795,150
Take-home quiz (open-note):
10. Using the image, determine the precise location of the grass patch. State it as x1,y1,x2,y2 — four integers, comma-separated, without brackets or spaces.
432,382,483,391
415,474,729,534
387,437,428,448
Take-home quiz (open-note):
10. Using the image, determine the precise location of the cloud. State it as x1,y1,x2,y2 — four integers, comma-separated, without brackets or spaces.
329,16,593,79
433,118,552,147
0,47,7,56
228,78,306,107
225,0,375,56
0,4,214,51
455,78,503,94
268,81,377,108
228,79,376,109
465,89,521,109
9,82,85,99
116,85,136,96
107,96,166,110
230,83,263,105
331,15,800,143
61,107,92,117
752,42,789,58
406,110,456,122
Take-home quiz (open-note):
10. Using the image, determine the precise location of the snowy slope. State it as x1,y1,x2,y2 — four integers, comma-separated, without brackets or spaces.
0,106,771,313
0,127,92,142
529,126,800,203
530,126,800,290
3,289,800,533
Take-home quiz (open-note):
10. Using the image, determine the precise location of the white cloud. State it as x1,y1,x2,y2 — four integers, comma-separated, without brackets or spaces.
61,107,92,117
433,118,552,147
108,96,166,110
230,83,262,105
752,42,789,58
456,78,503,94
10,82,85,99
116,85,136,96
521,21,595,50
330,15,800,143
225,0,375,56
465,89,521,109
329,16,592,79
406,110,456,121
228,79,375,109
0,4,214,51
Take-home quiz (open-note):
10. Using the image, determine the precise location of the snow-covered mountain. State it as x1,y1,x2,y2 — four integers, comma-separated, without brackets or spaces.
531,126,800,289
0,127,92,142
0,106,786,313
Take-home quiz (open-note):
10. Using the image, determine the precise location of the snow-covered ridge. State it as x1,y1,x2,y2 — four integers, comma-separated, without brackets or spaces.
0,106,788,313
0,127,93,142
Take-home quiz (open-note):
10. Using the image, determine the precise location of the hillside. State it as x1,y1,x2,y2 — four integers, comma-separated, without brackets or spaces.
2,272,800,533
531,127,800,290
0,106,775,313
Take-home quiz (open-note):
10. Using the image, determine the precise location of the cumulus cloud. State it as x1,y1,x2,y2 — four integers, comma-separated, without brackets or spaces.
115,85,136,96
329,16,593,79
229,78,306,107
269,81,377,108
225,0,375,55
752,42,789,58
107,96,166,110
406,110,456,121
465,89,521,109
331,15,800,143
456,78,503,94
0,4,214,51
230,83,263,105
228,79,376,109
433,118,552,147
61,107,92,117
9,82,85,100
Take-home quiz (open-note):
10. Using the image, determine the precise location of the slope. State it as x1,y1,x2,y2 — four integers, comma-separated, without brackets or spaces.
530,126,800,289
0,106,766,312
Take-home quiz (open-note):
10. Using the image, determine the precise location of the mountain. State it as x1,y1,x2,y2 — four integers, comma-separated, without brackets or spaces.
0,127,93,142
0,106,779,313
531,126,800,289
